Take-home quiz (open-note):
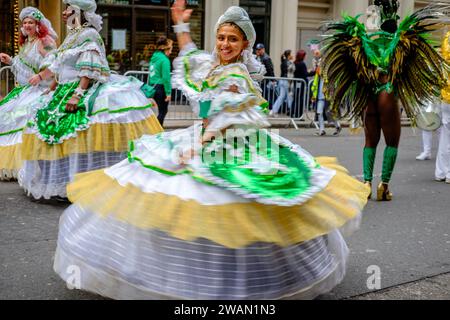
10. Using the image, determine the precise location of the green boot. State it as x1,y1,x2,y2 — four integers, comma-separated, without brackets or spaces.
363,147,377,182
381,146,398,184
377,146,398,201
363,147,377,199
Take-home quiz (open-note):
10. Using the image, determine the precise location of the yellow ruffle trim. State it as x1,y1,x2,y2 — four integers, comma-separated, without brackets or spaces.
0,143,22,174
67,157,370,248
22,115,163,161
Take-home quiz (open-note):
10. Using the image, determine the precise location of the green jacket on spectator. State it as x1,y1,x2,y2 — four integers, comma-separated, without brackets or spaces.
148,50,171,97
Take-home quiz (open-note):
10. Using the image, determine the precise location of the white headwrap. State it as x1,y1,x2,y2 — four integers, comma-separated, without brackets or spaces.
63,0,103,32
214,6,266,81
19,7,58,40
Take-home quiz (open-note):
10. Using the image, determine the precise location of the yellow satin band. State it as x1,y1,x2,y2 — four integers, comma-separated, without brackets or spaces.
0,144,22,171
22,115,163,161
67,157,370,248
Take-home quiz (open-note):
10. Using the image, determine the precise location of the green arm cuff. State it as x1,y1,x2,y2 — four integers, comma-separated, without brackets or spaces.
199,100,212,118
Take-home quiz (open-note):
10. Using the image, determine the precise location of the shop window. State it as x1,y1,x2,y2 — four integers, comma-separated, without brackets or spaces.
97,0,204,71
0,0,14,56
100,7,132,73
240,0,271,53
135,9,168,70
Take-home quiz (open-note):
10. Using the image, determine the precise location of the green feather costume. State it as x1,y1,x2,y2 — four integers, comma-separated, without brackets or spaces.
322,2,450,193
322,3,450,121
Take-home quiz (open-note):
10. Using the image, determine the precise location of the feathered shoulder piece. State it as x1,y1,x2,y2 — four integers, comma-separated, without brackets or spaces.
392,4,450,119
321,15,378,119
322,3,450,120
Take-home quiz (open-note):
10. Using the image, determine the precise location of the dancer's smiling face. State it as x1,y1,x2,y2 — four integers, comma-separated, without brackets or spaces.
216,23,248,65
22,18,37,38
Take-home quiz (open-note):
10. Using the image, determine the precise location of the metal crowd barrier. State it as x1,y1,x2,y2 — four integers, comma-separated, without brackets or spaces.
0,67,411,129
0,66,13,98
261,76,318,129
124,70,197,120
124,70,319,127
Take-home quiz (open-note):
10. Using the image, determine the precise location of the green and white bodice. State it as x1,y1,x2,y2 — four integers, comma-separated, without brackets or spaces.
11,39,45,86
119,42,335,206
172,42,270,131
42,27,110,84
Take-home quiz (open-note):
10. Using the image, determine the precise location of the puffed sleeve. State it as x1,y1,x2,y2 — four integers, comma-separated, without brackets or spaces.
75,49,110,83
172,42,215,102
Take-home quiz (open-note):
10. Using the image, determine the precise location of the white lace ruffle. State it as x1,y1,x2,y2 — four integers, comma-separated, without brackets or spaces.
0,169,18,181
206,107,270,132
171,43,214,111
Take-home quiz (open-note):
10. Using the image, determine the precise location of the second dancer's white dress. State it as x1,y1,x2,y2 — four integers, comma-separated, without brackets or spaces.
0,36,55,179
19,26,163,199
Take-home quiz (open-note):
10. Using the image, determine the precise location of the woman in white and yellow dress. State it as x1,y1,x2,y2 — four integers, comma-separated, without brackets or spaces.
0,7,57,180
53,0,370,299
18,0,163,199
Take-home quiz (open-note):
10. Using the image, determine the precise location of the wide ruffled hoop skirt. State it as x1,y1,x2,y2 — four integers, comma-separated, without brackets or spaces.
54,125,370,299
0,85,44,180
18,76,163,199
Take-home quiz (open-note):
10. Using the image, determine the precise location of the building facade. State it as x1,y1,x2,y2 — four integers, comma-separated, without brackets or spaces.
0,0,446,75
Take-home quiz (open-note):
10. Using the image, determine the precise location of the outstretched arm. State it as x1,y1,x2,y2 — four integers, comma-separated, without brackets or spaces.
29,68,54,86
171,0,194,51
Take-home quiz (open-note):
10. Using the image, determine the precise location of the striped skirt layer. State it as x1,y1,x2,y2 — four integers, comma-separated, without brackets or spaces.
55,204,349,300
53,152,369,299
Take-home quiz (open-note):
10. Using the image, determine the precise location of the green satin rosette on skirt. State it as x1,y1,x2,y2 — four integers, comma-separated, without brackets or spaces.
34,81,90,144
199,130,314,202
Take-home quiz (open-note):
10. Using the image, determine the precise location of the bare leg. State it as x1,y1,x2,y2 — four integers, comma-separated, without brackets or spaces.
378,91,401,149
376,91,401,200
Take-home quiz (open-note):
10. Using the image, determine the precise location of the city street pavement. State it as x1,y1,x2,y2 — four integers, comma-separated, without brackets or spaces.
0,127,449,300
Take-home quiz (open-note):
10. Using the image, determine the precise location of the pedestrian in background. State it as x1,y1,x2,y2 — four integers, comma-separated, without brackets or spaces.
434,30,450,183
435,102,450,183
255,43,276,106
292,50,315,118
149,36,173,126
311,49,341,136
270,49,294,117
255,43,275,77
416,128,440,161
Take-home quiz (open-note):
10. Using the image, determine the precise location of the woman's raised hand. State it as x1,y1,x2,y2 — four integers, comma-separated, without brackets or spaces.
0,53,12,65
171,0,193,24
